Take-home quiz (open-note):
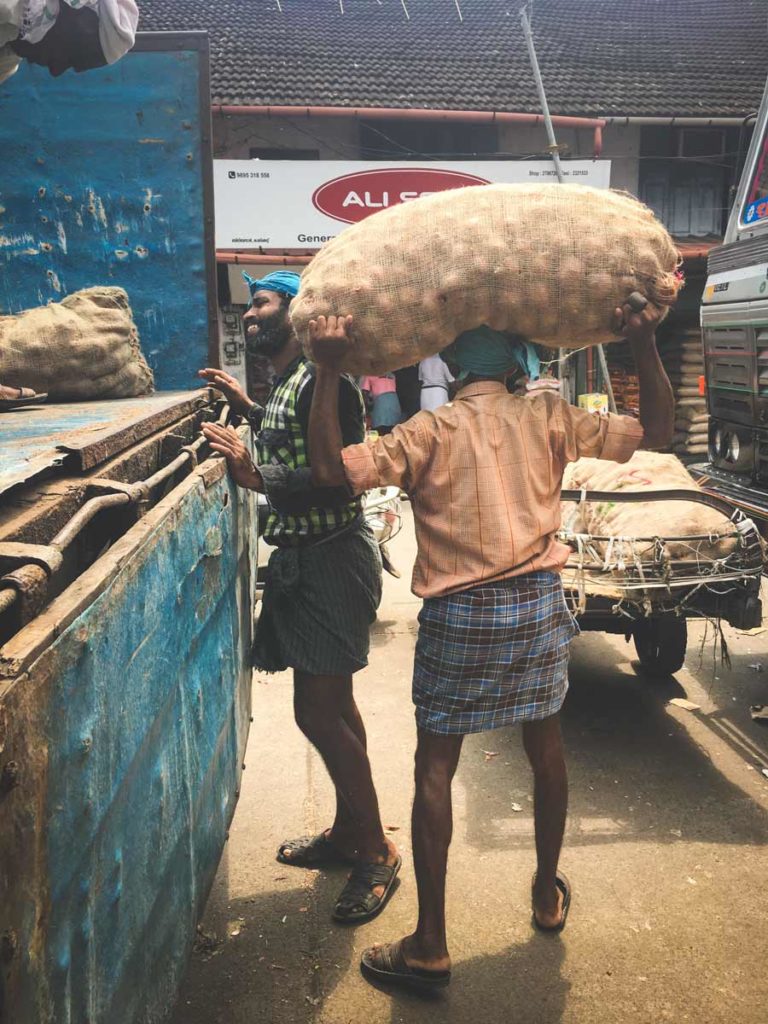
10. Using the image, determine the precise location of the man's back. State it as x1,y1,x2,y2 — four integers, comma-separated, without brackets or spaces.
342,380,643,598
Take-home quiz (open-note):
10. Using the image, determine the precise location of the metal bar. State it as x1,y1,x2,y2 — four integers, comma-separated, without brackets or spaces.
519,5,584,402
595,342,618,414
565,532,753,545
140,432,209,493
51,493,131,550
1,415,224,627
560,487,755,520
142,452,193,494
519,6,564,184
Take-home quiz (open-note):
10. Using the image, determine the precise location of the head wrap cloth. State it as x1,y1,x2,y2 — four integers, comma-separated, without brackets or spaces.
441,325,540,382
242,270,301,299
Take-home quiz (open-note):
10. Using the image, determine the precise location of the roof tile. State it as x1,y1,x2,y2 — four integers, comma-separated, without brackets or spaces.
137,0,768,117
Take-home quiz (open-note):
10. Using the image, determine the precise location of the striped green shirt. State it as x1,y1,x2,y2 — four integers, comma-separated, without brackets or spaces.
256,357,364,544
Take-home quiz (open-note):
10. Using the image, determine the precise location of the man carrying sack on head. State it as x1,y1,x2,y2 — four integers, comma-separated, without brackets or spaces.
201,271,400,927
306,304,673,992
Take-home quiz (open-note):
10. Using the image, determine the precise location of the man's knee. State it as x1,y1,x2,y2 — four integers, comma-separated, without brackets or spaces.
293,673,349,740
523,718,566,775
414,735,462,797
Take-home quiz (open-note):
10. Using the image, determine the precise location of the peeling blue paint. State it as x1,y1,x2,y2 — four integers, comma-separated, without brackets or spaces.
0,460,256,1023
0,52,211,390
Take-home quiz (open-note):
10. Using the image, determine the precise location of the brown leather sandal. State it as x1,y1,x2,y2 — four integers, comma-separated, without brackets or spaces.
332,854,401,923
361,939,451,992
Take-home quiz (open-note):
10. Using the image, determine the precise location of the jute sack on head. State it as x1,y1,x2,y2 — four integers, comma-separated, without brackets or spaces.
292,183,681,375
0,286,154,400
561,451,735,560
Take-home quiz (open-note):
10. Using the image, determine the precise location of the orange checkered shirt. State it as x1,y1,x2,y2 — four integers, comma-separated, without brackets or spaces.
341,381,644,599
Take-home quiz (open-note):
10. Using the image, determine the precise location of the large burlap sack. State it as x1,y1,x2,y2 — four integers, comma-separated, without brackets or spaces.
0,286,154,400
292,183,681,375
561,451,735,560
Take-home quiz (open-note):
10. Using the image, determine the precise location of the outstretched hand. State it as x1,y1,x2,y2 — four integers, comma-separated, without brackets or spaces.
308,314,354,369
201,422,263,491
198,368,253,416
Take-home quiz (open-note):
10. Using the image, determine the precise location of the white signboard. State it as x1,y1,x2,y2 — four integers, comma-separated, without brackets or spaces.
214,160,612,250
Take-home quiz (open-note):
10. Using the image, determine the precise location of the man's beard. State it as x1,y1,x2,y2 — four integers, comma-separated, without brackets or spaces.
246,310,293,358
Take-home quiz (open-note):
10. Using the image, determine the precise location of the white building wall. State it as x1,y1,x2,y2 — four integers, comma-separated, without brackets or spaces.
213,116,642,195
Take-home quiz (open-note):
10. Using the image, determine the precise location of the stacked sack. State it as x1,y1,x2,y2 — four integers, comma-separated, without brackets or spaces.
658,327,708,457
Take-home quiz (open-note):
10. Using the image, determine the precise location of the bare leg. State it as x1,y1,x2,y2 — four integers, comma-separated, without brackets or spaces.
292,670,395,868
402,728,464,971
522,713,568,927
329,682,369,854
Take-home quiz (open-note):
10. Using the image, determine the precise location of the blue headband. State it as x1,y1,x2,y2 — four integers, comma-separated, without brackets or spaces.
242,270,301,298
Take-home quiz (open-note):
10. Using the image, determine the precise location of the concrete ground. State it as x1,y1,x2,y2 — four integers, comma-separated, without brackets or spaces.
171,506,768,1024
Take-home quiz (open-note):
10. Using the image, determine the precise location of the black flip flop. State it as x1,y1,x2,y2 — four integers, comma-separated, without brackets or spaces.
332,854,402,923
0,387,48,411
361,939,451,993
531,870,572,932
276,830,355,868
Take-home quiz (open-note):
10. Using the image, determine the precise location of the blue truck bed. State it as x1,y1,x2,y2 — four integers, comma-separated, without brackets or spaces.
0,34,255,1024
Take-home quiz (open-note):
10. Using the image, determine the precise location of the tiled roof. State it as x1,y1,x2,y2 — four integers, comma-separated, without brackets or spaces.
137,0,768,118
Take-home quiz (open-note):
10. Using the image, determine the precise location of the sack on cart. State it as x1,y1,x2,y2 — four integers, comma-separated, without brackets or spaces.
561,451,736,561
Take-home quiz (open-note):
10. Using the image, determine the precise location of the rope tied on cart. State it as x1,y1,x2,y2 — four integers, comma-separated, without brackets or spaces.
558,485,765,625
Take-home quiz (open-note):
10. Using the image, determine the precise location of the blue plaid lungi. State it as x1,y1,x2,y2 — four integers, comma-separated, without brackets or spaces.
413,571,578,735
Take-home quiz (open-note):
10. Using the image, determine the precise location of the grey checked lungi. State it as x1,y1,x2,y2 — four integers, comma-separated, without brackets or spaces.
253,520,382,676
413,571,578,735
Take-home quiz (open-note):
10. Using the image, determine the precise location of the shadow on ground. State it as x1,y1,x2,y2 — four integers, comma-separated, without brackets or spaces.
458,632,768,853
373,934,568,1024
170,849,358,1024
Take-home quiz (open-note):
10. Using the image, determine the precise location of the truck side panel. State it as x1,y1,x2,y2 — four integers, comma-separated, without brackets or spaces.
0,36,217,391
0,459,254,1023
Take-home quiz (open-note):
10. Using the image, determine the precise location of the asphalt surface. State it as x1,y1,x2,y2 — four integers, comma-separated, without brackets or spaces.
171,506,768,1024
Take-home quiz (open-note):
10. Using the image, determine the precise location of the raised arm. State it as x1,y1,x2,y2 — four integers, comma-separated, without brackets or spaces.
307,315,355,487
615,301,674,450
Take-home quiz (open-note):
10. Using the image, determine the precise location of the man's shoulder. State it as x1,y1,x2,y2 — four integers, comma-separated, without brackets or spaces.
522,389,569,418
301,361,361,394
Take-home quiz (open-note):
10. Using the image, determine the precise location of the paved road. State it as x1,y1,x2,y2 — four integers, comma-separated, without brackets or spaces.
171,507,768,1024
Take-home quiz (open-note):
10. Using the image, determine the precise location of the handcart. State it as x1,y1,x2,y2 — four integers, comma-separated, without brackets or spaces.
559,488,765,675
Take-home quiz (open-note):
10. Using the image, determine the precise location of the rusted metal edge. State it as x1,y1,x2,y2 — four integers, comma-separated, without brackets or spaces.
0,393,215,499
57,393,211,471
0,454,228,685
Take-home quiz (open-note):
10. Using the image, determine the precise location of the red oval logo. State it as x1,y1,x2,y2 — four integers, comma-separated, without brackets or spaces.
312,167,491,225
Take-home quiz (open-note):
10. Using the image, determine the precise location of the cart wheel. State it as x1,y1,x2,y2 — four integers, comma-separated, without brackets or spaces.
633,618,688,676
